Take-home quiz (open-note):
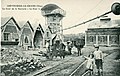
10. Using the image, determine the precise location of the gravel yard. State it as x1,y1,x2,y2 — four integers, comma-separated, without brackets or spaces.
103,49,120,76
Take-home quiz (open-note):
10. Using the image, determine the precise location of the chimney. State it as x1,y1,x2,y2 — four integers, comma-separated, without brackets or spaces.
100,16,111,27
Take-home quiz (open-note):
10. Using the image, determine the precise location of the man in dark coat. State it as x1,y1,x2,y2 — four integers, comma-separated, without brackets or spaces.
67,41,73,55
59,42,66,59
74,39,85,56
51,40,60,59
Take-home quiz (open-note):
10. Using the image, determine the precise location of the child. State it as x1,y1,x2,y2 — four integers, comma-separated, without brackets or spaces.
83,54,95,75
93,45,103,75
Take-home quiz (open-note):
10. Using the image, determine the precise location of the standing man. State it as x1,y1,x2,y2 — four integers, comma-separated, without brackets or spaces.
67,41,72,55
74,39,84,56
59,42,66,59
93,45,103,75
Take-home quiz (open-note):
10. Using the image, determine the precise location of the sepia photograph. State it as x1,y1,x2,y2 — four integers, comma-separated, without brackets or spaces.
1,0,120,76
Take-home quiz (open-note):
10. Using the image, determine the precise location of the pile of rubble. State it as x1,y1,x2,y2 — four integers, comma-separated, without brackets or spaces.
1,58,46,76
1,49,46,76
1,49,21,63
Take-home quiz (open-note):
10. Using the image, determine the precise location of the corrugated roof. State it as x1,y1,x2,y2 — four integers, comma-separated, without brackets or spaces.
39,24,44,33
4,26,17,33
88,19,120,28
41,4,60,11
22,28,32,35
26,21,34,32
2,17,21,31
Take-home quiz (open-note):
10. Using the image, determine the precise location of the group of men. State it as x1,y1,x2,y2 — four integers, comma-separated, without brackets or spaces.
46,40,66,59
45,40,104,75
45,40,85,59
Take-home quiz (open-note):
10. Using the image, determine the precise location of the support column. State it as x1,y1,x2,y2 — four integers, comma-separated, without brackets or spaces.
43,38,45,48
84,33,87,47
10,33,12,41
119,35,120,46
45,17,47,25
96,35,98,45
107,35,110,46
32,37,34,49
32,32,35,49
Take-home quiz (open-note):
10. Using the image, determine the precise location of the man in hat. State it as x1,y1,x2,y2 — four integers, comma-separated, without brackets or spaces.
93,44,103,75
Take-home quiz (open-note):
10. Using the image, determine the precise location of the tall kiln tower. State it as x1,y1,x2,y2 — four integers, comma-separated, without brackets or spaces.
41,4,66,43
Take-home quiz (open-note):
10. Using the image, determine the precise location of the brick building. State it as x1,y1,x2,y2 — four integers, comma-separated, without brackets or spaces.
85,17,120,47
19,21,34,50
1,17,20,49
33,24,44,48
1,4,66,49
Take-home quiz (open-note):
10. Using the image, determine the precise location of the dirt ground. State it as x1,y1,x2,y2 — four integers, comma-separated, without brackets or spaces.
4,46,119,76
103,49,120,76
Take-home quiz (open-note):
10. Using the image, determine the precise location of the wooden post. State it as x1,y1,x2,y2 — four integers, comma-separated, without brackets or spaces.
107,35,110,46
96,35,98,45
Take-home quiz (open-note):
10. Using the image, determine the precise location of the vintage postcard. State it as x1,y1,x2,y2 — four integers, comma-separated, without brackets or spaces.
1,0,120,76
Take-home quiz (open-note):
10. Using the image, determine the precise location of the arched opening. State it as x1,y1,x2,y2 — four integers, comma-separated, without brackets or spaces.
25,36,29,43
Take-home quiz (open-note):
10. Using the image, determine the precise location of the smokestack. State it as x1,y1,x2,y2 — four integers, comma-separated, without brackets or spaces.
100,16,111,27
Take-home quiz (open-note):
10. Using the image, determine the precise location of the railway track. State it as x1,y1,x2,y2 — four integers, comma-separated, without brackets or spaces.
33,58,72,76
69,52,113,76
27,52,112,76
69,60,87,76
34,56,85,76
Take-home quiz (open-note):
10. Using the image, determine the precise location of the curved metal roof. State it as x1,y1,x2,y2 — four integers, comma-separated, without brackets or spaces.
41,4,60,11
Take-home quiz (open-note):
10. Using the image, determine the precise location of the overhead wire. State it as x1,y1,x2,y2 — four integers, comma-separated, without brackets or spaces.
56,11,112,33
79,0,103,20
59,11,112,31
55,0,112,32
58,0,106,32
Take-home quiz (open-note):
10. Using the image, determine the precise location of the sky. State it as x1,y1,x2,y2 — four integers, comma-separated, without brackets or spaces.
1,0,120,34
